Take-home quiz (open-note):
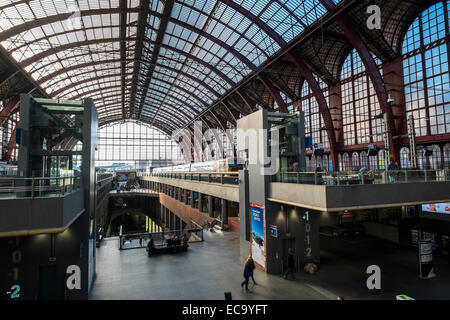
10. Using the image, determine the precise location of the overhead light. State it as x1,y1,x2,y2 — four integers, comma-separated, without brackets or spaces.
387,94,395,103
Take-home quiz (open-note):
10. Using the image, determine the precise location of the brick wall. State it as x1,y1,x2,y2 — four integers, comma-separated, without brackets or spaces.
160,193,215,227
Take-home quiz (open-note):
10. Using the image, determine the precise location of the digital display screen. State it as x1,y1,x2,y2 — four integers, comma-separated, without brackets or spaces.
422,203,450,214
250,203,266,271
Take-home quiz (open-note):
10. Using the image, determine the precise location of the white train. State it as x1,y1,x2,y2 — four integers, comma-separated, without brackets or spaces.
0,162,17,176
153,158,243,173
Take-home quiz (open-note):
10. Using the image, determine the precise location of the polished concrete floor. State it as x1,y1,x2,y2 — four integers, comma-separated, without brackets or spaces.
89,230,450,300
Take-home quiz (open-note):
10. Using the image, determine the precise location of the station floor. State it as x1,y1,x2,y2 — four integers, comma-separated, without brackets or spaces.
89,230,450,300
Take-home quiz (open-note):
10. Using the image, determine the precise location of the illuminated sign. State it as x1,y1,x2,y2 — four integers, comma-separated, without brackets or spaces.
422,203,450,215
250,203,266,271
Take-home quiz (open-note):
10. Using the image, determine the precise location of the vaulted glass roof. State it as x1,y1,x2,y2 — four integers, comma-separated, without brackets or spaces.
0,0,342,131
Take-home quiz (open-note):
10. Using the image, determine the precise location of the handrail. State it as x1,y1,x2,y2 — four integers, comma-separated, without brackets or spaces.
139,172,239,185
0,175,81,199
139,172,239,176
271,169,450,186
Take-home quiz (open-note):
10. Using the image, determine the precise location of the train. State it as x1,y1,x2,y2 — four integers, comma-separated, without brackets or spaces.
0,162,17,176
152,157,244,173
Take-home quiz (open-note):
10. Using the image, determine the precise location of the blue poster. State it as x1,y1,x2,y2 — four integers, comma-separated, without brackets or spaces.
250,204,266,270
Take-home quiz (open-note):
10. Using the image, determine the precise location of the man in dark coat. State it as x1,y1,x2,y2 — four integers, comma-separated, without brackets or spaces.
240,257,254,293
283,248,296,280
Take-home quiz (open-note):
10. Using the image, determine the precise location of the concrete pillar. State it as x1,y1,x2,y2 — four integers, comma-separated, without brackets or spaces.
208,195,214,218
175,216,180,232
239,170,250,260
190,191,195,208
221,198,228,227
184,189,188,205
198,193,204,212
299,210,320,267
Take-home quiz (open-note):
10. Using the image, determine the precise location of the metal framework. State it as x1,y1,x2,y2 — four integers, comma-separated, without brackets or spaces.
0,0,449,169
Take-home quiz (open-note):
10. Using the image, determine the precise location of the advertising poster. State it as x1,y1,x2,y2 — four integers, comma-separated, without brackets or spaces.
419,239,436,279
250,203,266,271
422,203,450,215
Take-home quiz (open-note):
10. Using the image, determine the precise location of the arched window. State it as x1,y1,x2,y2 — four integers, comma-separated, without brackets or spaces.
443,143,450,168
342,153,350,171
300,78,330,150
369,153,378,170
400,147,411,169
306,156,311,171
352,152,360,170
313,156,322,170
418,149,425,169
338,154,343,171
430,144,442,169
322,154,329,172
402,2,450,137
96,121,183,164
360,151,369,169
341,49,384,146
378,150,385,169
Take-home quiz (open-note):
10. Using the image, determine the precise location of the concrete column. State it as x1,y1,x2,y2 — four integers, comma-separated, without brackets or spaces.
198,193,204,212
239,170,250,260
175,216,180,232
184,189,188,205
208,195,214,218
299,209,320,267
190,191,195,208
167,210,170,230
221,198,228,227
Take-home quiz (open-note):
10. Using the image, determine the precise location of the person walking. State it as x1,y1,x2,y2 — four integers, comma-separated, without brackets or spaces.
283,248,296,280
387,160,398,183
248,257,257,285
240,257,254,293
146,234,155,256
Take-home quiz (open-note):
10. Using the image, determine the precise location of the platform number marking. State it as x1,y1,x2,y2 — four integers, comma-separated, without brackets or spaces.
303,211,312,257
6,237,22,299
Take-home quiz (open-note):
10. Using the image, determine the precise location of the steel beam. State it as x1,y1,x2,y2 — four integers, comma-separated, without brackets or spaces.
319,0,398,163
146,15,289,112
137,0,175,119
0,95,20,126
119,0,128,117
219,0,339,169
5,126,17,162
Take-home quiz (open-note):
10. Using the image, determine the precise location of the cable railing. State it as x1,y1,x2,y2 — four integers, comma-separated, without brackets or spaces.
0,175,82,199
139,172,239,185
271,169,450,186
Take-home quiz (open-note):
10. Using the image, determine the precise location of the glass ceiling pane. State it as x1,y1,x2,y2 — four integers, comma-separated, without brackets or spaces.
1,0,342,129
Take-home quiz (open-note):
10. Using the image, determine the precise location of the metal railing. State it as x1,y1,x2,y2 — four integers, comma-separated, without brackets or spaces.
139,172,239,185
119,228,204,250
97,173,114,185
0,175,82,199
271,169,450,186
